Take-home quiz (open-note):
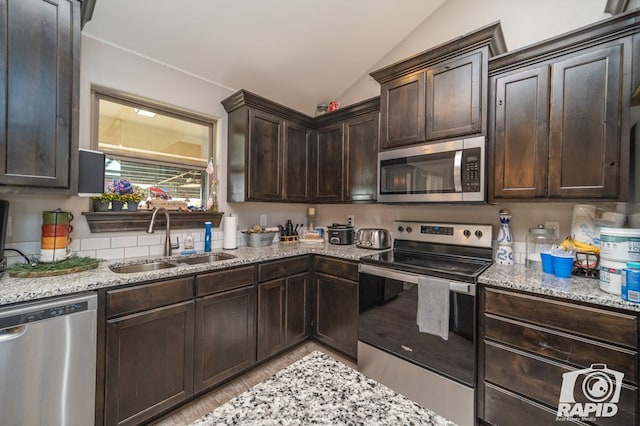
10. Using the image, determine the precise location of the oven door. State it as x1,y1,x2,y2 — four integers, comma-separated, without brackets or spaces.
358,263,475,387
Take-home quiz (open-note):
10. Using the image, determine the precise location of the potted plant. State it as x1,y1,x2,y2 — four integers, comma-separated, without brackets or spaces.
105,178,140,211
91,192,117,212
121,191,143,211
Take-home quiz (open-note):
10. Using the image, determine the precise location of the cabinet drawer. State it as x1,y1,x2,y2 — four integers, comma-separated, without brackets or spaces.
485,315,637,384
107,277,194,318
484,288,637,348
484,382,587,426
485,341,637,426
258,256,309,282
314,256,358,281
196,266,255,297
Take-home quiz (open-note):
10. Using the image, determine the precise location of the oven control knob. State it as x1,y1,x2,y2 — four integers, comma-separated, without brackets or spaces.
406,226,413,233
475,230,483,239
463,229,471,238
397,226,404,233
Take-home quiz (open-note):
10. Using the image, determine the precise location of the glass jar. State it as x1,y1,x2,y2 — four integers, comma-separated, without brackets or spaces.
526,225,557,268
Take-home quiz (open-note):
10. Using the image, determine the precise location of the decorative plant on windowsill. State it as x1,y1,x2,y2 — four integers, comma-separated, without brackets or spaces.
91,191,118,212
119,191,143,211
92,178,144,212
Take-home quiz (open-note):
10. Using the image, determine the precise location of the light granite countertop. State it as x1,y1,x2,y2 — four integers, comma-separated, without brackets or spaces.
0,242,377,306
479,263,640,313
3,242,638,314
191,350,456,426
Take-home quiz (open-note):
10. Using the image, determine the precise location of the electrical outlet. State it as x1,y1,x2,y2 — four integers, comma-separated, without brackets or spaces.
545,221,560,239
259,214,267,227
347,215,354,227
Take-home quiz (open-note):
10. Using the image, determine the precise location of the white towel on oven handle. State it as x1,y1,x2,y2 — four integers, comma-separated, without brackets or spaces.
416,276,449,340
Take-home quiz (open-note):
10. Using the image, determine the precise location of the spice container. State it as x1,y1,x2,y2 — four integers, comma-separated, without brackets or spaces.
526,225,557,268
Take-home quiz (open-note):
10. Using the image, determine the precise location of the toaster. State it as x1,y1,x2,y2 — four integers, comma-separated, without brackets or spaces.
355,228,391,250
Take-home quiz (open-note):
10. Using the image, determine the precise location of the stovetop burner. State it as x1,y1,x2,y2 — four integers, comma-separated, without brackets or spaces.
359,221,494,283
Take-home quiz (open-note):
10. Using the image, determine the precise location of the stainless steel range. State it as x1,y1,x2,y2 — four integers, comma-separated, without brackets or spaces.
358,221,493,426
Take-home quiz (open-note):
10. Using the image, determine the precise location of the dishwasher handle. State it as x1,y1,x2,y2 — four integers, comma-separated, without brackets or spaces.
0,324,27,342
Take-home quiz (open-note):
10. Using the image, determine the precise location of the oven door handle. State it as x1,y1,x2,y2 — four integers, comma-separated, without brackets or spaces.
359,264,475,295
453,150,463,193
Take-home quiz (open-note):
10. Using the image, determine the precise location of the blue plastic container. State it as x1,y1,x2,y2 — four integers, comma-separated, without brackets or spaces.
204,221,212,252
552,254,574,278
540,252,554,274
621,261,640,303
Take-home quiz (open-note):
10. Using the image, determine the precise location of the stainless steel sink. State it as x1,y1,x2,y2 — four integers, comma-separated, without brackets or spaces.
110,261,178,274
177,253,236,265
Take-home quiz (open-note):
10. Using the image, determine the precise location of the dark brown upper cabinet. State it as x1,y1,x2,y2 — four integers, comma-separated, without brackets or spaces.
313,122,344,203
372,22,506,150
312,97,380,203
223,91,379,204
489,10,640,202
0,0,80,192
223,90,313,203
378,71,426,148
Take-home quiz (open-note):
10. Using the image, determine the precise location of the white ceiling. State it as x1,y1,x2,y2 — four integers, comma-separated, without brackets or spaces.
82,0,447,115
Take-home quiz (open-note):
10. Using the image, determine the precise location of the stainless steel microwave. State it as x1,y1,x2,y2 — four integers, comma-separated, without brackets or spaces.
377,136,485,203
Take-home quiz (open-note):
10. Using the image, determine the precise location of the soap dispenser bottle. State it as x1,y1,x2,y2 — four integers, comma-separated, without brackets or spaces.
184,232,194,250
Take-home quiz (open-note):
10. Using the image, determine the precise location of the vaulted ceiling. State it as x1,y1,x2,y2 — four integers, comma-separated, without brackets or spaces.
82,0,447,115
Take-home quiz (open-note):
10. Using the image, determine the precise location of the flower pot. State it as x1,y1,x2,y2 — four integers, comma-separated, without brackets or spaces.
111,201,124,211
126,201,139,211
94,200,109,212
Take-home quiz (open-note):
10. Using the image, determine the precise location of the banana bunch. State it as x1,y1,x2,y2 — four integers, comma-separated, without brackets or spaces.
559,236,600,254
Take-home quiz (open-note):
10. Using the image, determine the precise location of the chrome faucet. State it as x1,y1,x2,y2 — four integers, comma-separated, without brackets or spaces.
147,207,179,256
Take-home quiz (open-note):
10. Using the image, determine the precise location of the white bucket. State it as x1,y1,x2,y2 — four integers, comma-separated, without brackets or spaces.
600,228,640,262
599,258,627,295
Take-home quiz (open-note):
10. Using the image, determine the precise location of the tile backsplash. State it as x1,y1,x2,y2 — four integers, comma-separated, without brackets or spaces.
4,228,244,265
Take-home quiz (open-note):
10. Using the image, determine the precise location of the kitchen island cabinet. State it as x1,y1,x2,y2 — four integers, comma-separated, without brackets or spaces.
257,256,311,360
489,11,640,202
371,23,506,150
313,255,359,358
478,286,638,426
0,0,80,191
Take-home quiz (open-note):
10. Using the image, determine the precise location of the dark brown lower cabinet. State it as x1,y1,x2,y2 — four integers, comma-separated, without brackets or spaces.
257,272,311,361
105,301,195,426
313,256,358,358
194,284,256,391
478,286,639,426
194,266,257,392
102,269,257,426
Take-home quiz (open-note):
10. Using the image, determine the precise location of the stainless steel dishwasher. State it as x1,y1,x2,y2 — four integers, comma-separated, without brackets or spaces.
0,292,97,426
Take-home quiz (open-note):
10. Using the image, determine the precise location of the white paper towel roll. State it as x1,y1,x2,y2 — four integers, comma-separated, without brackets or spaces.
223,216,238,249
